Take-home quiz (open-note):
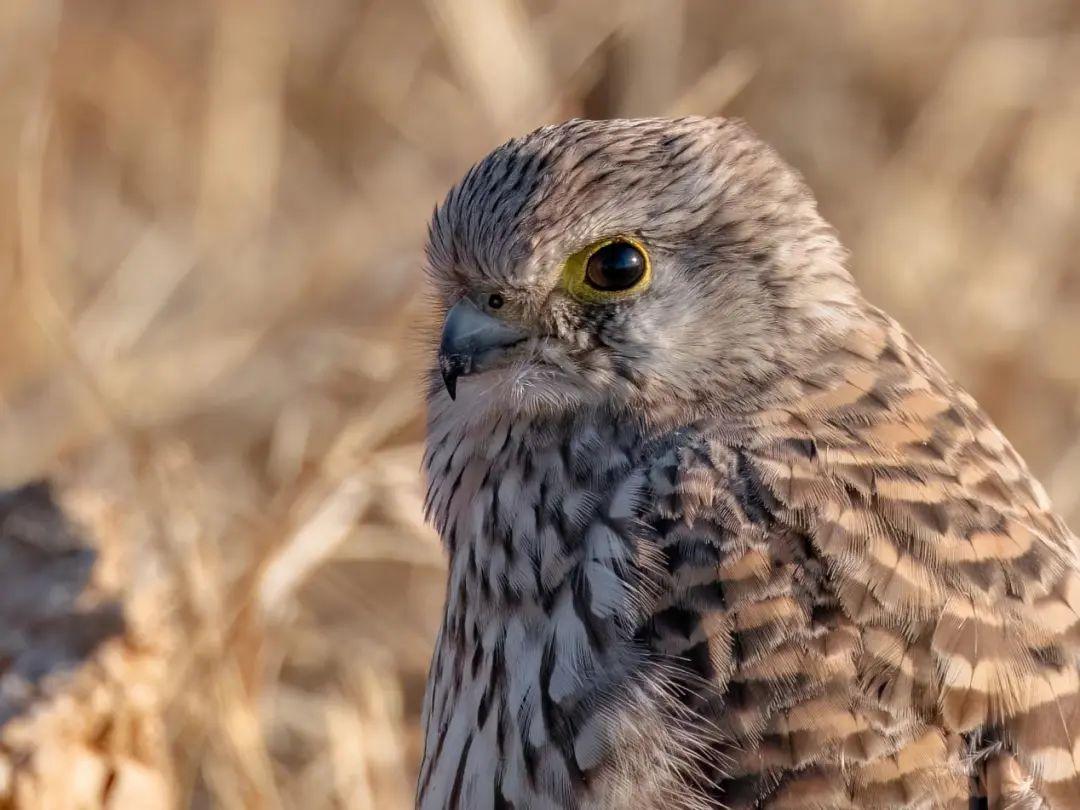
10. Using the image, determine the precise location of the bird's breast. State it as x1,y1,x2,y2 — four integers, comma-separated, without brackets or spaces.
417,412,676,809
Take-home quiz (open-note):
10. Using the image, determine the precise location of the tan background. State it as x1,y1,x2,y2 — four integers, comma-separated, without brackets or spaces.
1,1,1079,808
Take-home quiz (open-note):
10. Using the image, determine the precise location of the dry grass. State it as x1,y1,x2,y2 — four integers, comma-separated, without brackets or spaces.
1,1,1078,807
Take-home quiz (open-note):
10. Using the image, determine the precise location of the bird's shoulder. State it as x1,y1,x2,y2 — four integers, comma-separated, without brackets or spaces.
634,309,1080,808
651,308,1079,598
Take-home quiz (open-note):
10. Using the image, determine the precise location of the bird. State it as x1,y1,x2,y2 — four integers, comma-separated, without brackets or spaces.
416,117,1080,810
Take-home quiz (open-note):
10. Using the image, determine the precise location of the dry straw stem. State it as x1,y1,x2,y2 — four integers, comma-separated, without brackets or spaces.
0,1,1078,808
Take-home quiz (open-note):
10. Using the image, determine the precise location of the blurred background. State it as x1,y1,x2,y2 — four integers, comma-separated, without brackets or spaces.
1,1,1079,807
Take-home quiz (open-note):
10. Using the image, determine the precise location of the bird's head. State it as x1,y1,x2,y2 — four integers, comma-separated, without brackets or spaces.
425,117,862,425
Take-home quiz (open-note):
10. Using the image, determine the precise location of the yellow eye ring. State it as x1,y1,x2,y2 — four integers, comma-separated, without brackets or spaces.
562,235,652,303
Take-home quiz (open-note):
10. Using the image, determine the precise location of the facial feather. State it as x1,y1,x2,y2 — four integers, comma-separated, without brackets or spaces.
425,116,862,423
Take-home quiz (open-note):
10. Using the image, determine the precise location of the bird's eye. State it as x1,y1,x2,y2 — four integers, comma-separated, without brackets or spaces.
563,236,652,302
584,241,646,291
487,293,504,309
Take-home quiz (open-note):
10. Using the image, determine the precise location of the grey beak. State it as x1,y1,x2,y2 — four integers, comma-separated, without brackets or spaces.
438,299,526,399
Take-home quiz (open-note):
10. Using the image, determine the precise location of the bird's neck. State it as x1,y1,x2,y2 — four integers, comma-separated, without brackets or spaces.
424,406,651,575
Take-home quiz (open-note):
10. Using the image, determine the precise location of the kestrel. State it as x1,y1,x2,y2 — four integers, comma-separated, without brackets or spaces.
417,117,1080,809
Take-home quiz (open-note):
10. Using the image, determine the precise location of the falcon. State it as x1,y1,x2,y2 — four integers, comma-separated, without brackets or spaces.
417,117,1080,809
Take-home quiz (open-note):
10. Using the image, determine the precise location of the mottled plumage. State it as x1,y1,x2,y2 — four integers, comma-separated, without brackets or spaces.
418,117,1080,809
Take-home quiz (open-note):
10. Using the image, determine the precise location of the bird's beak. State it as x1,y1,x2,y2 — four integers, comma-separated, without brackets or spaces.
438,299,526,400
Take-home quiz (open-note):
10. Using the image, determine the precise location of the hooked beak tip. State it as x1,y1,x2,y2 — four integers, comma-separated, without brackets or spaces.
439,354,465,400
441,368,458,400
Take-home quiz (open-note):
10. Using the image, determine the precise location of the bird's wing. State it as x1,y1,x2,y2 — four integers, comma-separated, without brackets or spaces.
642,310,1080,809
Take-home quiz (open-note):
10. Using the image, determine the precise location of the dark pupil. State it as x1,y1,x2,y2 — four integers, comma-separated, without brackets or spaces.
584,242,645,292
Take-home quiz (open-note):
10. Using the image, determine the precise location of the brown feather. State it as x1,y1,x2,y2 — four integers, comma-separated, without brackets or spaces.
646,307,1080,807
